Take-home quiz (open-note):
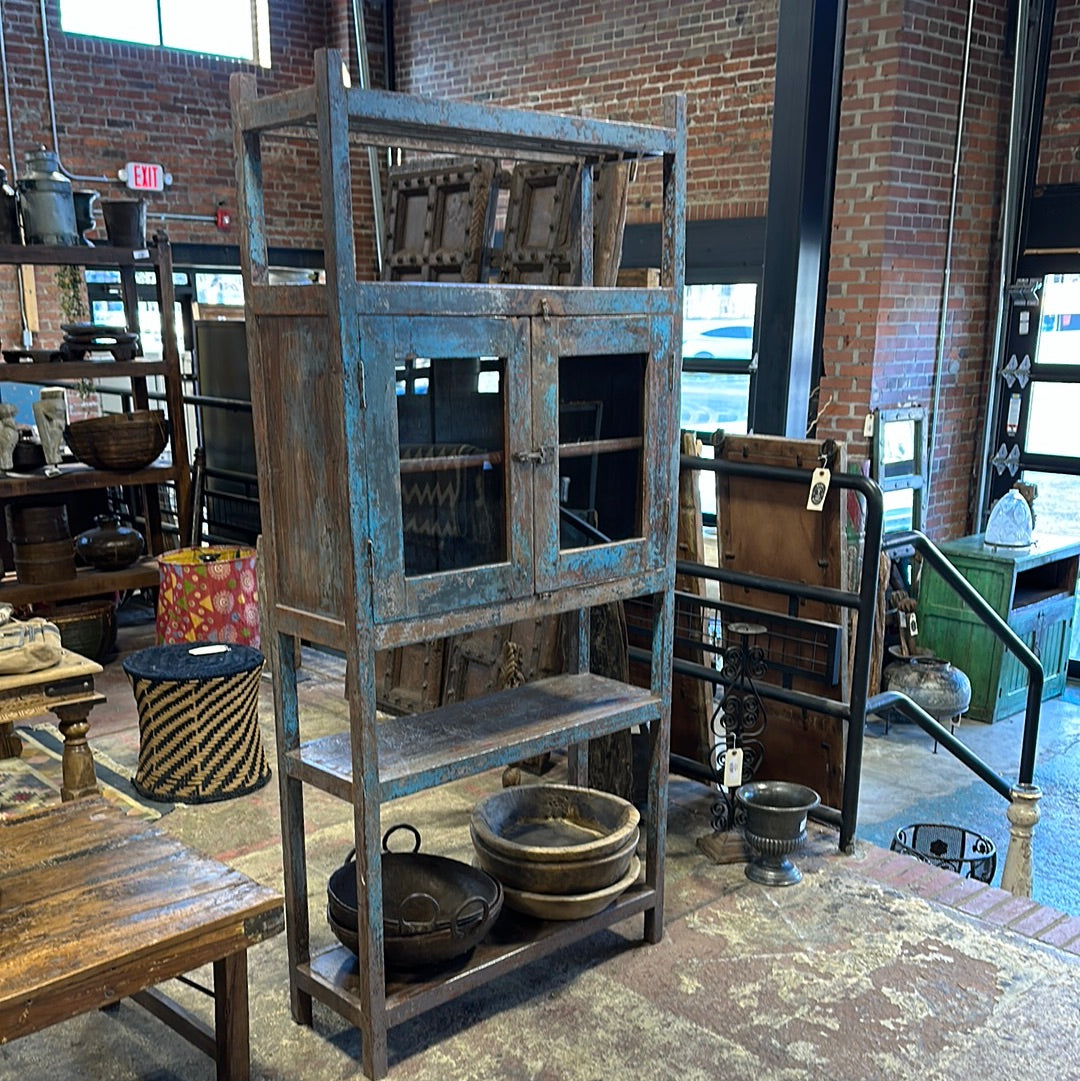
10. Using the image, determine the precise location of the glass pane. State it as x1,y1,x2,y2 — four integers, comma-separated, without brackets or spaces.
559,352,646,547
1036,273,1080,366
1020,470,1080,664
160,0,253,58
60,0,160,45
680,371,750,433
397,354,506,576
683,283,756,360
1026,384,1080,457
883,487,915,533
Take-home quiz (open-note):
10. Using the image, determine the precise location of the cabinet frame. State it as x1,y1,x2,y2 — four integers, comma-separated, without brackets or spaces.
232,48,684,1081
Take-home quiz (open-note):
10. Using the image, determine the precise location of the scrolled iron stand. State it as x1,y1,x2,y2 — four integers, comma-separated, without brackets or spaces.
710,621,768,832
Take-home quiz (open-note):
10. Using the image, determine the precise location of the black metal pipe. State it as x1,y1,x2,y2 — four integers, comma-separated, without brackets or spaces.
670,752,716,785
631,645,853,721
676,558,862,610
867,690,1013,800
885,530,1043,782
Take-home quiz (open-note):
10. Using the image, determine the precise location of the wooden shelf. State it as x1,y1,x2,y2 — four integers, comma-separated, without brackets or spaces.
0,460,180,500
287,673,662,803
299,884,656,1026
0,558,159,605
0,242,163,267
0,360,167,383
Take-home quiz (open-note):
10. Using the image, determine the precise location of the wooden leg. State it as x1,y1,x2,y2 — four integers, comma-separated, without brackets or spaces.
51,702,100,801
0,719,23,759
214,951,250,1081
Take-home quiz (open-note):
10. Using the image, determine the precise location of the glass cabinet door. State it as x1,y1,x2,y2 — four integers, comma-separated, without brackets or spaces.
533,315,671,591
361,315,533,622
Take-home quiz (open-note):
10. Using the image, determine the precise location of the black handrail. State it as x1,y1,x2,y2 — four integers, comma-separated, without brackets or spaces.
883,530,1043,782
676,454,1042,852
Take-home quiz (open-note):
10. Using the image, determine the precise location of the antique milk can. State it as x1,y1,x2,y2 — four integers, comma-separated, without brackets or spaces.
18,147,77,245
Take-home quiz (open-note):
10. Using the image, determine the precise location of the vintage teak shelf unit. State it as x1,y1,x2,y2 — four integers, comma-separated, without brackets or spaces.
0,239,191,605
231,50,685,1080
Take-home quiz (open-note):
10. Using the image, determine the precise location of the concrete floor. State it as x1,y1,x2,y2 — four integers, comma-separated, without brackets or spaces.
4,613,1080,1081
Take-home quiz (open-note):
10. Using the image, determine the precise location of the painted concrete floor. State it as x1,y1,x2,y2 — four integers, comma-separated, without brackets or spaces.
4,619,1080,1080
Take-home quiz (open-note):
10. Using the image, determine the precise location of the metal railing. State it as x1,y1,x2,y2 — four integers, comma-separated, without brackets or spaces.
664,454,1044,877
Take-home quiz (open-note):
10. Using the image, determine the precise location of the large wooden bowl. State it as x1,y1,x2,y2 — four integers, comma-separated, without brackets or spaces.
470,783,640,864
64,410,168,471
473,826,639,893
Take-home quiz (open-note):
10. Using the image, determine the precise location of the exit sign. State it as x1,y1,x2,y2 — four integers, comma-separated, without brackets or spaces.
124,161,166,192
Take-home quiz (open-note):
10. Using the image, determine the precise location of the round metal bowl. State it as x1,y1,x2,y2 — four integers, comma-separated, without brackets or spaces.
327,825,503,970
470,784,640,865
472,826,639,894
501,857,641,921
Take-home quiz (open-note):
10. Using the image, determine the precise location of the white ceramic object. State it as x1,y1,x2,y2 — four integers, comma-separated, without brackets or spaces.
985,489,1034,548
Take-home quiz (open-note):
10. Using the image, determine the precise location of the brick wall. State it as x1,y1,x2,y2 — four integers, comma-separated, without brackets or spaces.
0,0,338,345
0,0,1071,537
392,0,1019,537
821,0,1011,536
1039,0,1080,187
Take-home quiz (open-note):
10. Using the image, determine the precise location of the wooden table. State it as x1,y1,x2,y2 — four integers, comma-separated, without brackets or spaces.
0,798,285,1081
0,647,103,800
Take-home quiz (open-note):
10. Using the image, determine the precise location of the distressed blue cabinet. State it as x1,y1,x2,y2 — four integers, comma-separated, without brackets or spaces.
232,49,685,1081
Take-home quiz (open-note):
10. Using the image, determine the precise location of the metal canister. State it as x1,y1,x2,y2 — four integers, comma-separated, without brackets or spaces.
17,146,77,245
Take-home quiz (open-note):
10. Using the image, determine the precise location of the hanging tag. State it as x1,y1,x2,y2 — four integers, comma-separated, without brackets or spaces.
806,466,831,512
908,612,919,638
723,747,744,788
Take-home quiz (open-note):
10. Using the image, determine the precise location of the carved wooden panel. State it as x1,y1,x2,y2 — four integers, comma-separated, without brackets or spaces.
382,159,498,282
499,162,580,285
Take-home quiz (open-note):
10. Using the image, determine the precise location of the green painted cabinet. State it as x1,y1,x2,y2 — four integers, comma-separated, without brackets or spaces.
917,533,1080,723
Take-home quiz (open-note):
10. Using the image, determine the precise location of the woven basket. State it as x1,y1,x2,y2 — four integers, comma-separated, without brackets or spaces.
45,598,117,661
64,410,168,471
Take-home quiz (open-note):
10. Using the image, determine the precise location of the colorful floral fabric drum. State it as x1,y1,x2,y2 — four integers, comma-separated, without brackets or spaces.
157,546,260,649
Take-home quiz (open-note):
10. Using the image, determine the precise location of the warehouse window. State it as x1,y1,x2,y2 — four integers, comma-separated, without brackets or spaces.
59,0,271,67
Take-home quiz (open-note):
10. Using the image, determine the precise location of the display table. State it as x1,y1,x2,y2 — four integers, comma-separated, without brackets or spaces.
0,797,283,1081
917,533,1080,722
0,647,103,800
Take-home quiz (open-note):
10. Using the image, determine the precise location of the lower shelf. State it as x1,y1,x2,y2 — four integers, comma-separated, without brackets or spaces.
289,672,662,803
297,883,657,1028
0,558,160,605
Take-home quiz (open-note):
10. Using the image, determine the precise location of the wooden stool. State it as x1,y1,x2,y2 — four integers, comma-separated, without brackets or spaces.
0,797,284,1081
0,647,103,801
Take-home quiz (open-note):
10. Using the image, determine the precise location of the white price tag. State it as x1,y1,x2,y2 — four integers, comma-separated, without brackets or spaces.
723,747,744,788
908,612,919,638
806,466,831,512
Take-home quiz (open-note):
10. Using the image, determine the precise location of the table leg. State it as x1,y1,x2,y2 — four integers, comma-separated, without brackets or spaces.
214,951,250,1081
0,719,22,758
51,702,100,801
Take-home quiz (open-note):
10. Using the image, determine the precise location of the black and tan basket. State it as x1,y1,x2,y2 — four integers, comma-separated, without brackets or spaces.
123,642,270,803
64,409,168,471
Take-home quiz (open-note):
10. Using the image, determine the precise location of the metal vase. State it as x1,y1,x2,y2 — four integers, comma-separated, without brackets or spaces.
735,780,820,886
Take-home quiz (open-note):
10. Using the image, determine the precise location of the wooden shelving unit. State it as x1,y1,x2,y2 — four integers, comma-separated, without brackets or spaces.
0,237,191,605
232,48,684,1080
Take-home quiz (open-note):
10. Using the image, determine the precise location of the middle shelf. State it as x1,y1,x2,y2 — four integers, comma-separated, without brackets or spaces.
288,672,661,803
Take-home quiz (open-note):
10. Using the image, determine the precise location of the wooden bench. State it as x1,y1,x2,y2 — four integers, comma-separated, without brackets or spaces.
0,798,284,1080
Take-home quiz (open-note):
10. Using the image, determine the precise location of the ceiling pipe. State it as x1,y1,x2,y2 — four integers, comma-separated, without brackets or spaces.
38,0,108,183
0,1,32,345
924,0,976,521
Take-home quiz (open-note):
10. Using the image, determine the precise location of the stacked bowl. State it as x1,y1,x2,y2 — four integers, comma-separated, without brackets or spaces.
470,783,641,920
